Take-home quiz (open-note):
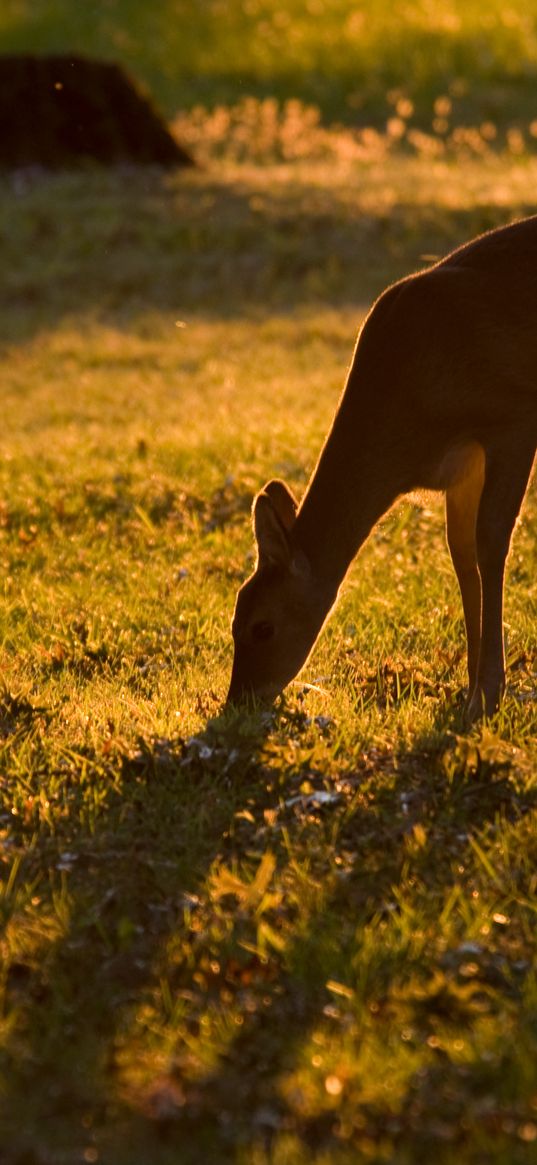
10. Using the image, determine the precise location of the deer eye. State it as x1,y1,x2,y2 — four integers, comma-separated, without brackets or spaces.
251,620,275,642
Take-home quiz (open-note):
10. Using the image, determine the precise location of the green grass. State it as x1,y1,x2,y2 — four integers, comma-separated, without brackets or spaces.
3,0,537,128
1,4,537,1162
1,148,536,1164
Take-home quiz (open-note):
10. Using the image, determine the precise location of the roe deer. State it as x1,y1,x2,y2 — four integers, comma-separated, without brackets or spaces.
228,215,537,720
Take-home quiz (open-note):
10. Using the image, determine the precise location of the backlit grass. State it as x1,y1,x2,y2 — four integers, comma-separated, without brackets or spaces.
3,0,537,129
1,4,537,1160
1,145,536,1162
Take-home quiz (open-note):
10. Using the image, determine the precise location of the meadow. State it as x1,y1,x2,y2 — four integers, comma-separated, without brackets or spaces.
1,3,537,1163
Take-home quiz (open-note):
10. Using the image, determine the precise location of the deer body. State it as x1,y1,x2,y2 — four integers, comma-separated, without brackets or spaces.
228,216,537,718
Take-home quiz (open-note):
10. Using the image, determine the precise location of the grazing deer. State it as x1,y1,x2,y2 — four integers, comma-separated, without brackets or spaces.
228,215,537,720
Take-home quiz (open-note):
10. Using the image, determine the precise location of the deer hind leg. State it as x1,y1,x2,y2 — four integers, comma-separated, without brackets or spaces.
466,438,535,722
445,441,485,696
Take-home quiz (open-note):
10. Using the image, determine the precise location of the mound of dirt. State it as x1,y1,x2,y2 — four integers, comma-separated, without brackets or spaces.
0,54,194,169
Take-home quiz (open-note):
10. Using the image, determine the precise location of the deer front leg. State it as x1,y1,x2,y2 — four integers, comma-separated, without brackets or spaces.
445,442,485,695
466,439,535,722
467,551,506,720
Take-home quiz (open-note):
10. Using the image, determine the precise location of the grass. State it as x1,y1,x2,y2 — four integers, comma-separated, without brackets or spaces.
3,0,537,129
1,5,537,1163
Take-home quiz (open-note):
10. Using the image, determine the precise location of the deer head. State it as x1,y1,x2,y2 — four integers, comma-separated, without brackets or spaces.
227,479,329,705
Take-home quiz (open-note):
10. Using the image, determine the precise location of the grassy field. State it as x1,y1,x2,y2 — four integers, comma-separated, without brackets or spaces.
4,0,537,129
1,4,537,1164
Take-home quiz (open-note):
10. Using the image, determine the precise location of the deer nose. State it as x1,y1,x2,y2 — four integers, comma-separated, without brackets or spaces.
225,685,259,711
225,661,253,708
225,663,278,709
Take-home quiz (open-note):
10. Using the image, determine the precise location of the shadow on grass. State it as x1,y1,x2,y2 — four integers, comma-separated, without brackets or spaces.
117,710,534,1165
1,691,535,1165
2,163,536,345
0,702,274,1163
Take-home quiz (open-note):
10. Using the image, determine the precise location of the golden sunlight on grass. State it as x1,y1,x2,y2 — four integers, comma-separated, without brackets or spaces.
1,3,537,1162
174,94,537,166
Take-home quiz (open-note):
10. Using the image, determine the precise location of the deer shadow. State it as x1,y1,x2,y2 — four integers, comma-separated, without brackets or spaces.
0,699,275,1163
1,691,529,1164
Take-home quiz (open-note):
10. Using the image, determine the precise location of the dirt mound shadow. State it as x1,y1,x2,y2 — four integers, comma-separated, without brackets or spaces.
0,53,194,169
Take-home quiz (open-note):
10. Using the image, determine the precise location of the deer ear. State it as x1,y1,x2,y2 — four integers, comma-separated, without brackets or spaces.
262,479,298,532
253,482,296,567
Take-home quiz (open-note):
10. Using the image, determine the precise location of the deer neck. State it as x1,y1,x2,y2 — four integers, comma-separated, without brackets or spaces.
293,395,410,598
